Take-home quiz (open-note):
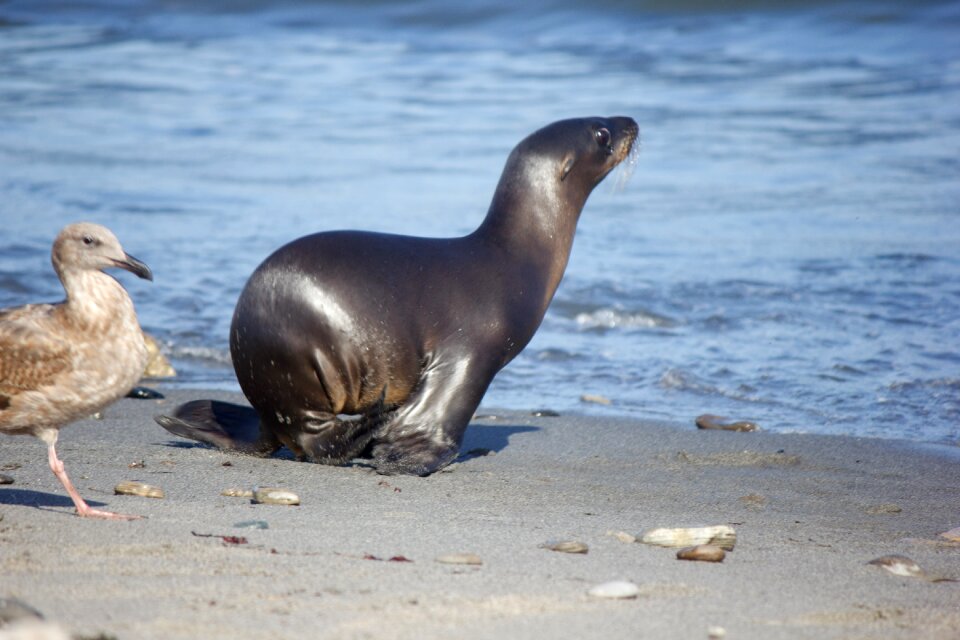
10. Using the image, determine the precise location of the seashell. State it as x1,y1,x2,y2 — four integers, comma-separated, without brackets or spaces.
695,414,759,432
587,580,640,599
540,540,589,554
0,473,14,485
640,525,736,550
221,488,254,498
867,554,925,578
114,481,164,499
676,544,725,563
252,487,300,506
707,626,727,639
435,553,482,565
938,527,960,542
607,530,637,544
580,394,612,405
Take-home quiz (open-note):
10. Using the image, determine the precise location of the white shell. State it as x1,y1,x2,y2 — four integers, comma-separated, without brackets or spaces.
252,487,300,505
640,525,736,550
587,580,640,599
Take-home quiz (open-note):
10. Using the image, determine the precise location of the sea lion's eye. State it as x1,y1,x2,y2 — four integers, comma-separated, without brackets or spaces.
595,128,611,148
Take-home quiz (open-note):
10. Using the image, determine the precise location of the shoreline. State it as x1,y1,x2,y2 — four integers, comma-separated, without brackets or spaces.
1,386,958,639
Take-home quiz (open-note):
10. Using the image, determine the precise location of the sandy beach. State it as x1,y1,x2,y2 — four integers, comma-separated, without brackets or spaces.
1,386,958,640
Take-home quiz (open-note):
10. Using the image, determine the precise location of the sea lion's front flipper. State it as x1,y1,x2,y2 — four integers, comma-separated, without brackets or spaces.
371,355,493,476
155,400,280,456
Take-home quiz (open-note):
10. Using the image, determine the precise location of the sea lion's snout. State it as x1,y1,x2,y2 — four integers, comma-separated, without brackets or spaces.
608,116,639,164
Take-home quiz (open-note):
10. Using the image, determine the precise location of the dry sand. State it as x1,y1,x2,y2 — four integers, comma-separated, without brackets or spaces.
1,387,958,640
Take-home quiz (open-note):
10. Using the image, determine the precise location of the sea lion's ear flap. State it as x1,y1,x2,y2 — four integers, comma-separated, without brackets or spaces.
560,153,577,181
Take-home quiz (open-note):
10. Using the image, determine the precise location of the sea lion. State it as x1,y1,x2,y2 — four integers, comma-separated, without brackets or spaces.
156,116,639,475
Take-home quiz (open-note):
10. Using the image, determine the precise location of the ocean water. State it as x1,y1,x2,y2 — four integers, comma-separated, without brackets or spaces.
1,0,958,444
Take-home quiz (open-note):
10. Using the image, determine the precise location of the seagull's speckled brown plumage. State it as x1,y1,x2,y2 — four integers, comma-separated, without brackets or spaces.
0,222,152,519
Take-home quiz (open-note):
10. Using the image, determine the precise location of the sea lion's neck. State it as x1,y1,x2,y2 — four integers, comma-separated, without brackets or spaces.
475,152,587,279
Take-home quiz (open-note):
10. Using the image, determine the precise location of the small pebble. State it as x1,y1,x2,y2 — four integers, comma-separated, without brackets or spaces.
695,414,759,432
531,409,560,417
0,473,14,485
738,493,767,509
252,487,300,506
114,481,164,499
126,386,165,400
865,503,902,514
707,626,727,639
580,394,611,406
221,488,254,498
234,520,269,530
435,553,482,565
0,596,44,625
939,526,960,542
677,544,726,563
541,540,589,554
587,580,640,599
607,530,637,544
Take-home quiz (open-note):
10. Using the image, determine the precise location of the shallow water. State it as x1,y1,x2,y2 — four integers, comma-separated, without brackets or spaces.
1,0,958,444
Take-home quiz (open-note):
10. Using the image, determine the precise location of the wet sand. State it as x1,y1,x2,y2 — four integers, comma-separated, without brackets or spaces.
1,387,958,639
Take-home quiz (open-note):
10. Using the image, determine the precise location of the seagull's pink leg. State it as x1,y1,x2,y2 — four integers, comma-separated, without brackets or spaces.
46,442,141,520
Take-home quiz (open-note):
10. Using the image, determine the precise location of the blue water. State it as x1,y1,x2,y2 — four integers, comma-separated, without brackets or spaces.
1,1,958,444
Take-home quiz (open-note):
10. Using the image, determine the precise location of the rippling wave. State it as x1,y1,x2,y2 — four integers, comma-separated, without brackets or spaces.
1,0,958,444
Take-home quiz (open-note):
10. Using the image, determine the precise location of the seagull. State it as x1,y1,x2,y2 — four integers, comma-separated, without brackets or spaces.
0,222,153,519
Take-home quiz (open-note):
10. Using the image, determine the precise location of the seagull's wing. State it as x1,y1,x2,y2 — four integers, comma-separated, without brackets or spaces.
0,304,73,403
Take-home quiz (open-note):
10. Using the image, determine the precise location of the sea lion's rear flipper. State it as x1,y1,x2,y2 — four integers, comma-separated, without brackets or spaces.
154,400,280,456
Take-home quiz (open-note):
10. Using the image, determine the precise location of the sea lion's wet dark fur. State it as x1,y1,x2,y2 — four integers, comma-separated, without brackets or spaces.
156,116,639,475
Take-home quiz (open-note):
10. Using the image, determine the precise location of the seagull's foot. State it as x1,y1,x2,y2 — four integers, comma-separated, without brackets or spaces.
75,505,142,520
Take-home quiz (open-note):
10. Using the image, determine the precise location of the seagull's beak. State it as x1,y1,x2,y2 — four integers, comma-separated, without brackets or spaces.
114,253,153,281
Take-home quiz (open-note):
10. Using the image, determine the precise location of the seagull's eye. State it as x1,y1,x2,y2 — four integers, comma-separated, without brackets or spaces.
595,127,611,148
82,236,94,245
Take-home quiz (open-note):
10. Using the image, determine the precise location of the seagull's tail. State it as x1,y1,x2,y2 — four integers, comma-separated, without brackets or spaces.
154,400,278,456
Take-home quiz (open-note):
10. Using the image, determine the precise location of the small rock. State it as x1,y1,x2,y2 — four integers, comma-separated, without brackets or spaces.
252,487,300,506
707,626,727,640
939,526,960,542
142,331,176,378
531,409,560,417
234,520,269,530
435,553,482,565
580,394,612,406
126,386,164,400
587,580,640,599
865,503,902,514
695,414,759,432
540,540,589,554
128,460,146,469
114,481,164,499
0,597,44,625
738,493,767,509
0,473,14,485
221,488,254,498
607,530,637,544
676,544,726,563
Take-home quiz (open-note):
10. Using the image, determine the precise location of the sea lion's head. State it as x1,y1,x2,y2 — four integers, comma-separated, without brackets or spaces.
493,116,639,216
523,116,638,184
